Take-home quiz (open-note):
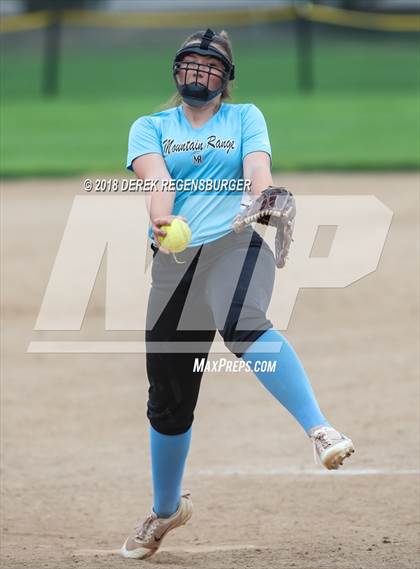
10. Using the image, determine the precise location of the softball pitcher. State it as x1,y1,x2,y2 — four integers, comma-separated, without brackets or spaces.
121,29,354,560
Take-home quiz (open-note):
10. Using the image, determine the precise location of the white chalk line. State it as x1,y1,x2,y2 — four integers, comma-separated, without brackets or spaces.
74,544,259,557
189,467,419,476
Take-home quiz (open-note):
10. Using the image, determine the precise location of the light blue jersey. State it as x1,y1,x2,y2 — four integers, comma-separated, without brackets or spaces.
126,103,271,246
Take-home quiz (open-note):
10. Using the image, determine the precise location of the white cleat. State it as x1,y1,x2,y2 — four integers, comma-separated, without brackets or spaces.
309,426,355,470
120,492,193,560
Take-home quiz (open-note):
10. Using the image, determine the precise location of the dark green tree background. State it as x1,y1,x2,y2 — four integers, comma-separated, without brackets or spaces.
24,0,101,11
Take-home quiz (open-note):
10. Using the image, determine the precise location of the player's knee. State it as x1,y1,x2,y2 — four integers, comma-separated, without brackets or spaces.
147,401,195,435
221,312,273,358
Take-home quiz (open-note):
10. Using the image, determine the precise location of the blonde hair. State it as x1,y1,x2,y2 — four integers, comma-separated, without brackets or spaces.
162,29,234,110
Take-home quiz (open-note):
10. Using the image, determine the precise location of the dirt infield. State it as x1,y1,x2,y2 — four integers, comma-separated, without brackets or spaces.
1,173,419,569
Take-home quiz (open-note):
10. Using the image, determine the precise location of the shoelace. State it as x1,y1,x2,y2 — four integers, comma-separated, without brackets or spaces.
313,430,333,451
134,514,160,542
311,428,336,464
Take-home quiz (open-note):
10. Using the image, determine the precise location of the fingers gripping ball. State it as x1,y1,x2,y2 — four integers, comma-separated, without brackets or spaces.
158,219,192,253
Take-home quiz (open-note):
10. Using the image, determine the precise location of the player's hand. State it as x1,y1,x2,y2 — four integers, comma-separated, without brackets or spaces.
152,215,188,254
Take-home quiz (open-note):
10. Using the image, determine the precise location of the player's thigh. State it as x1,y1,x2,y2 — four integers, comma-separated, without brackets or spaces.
146,245,215,338
205,230,276,353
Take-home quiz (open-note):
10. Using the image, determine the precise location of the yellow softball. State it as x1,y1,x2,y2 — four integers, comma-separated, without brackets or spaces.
157,218,192,253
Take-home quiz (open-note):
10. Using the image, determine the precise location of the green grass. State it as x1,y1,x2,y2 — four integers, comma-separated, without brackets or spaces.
2,93,418,176
1,39,419,176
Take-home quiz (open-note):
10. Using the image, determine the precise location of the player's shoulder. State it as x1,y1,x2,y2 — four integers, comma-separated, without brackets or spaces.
149,106,179,120
221,102,265,119
130,107,179,130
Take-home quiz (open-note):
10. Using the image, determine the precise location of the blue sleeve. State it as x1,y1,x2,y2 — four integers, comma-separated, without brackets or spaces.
241,104,272,161
126,116,162,171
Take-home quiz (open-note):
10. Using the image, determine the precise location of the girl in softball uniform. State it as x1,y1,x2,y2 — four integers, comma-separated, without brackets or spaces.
121,29,354,560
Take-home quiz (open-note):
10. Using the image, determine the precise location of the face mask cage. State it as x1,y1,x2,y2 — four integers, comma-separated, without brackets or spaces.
172,30,235,106
173,59,227,92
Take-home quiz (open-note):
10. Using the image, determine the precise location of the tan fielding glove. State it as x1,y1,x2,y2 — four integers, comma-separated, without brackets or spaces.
232,186,296,268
